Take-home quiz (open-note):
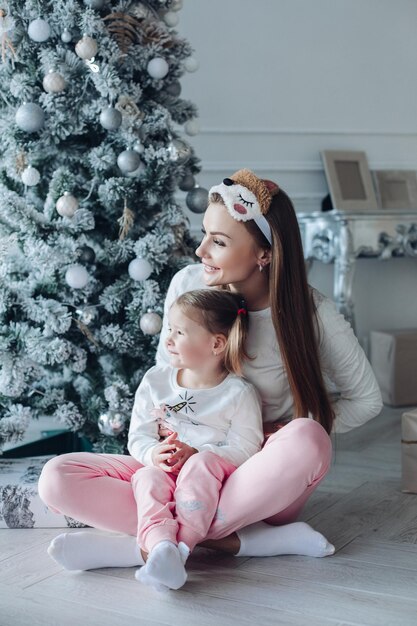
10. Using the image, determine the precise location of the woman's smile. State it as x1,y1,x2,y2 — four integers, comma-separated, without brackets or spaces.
202,262,220,273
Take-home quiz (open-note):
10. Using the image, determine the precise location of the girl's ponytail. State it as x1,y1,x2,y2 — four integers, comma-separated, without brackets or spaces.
223,303,249,376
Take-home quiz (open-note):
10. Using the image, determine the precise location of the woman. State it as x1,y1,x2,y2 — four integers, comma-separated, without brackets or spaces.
38,169,382,571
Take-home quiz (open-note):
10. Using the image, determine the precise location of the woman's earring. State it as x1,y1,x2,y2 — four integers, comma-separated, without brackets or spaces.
258,263,263,272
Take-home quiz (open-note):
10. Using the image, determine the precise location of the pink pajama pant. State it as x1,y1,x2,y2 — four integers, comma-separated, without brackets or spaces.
134,451,236,553
38,418,332,544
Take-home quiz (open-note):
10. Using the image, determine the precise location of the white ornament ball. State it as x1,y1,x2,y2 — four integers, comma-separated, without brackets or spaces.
140,311,162,335
61,29,72,43
171,0,183,11
147,57,169,79
65,264,90,289
15,103,45,133
21,166,40,186
117,149,141,173
28,18,51,42
56,192,79,217
100,106,122,130
184,119,200,136
184,56,199,72
75,35,98,60
163,11,179,27
128,257,152,281
43,71,66,93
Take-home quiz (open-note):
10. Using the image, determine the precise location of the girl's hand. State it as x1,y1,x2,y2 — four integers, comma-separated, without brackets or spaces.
151,432,178,471
165,438,198,475
157,419,174,439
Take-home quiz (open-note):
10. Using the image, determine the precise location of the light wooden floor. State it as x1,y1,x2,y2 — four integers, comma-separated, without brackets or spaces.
1,406,417,626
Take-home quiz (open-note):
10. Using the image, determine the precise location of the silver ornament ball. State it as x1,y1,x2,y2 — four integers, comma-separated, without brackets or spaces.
28,18,51,42
75,35,98,60
117,149,141,173
84,0,106,8
165,80,181,98
140,311,162,335
65,264,90,289
98,410,126,437
128,257,152,281
15,103,45,133
100,106,122,130
76,245,96,264
178,172,195,192
21,165,40,186
133,141,144,154
75,306,97,325
167,138,191,164
61,29,72,43
56,192,79,217
43,71,66,94
147,57,169,79
186,187,209,213
126,162,145,178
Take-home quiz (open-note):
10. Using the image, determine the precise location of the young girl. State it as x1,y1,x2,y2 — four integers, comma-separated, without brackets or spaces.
127,288,264,591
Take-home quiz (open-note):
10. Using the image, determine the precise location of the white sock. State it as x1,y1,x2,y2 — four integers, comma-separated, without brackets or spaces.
47,531,145,570
236,521,335,558
135,540,190,591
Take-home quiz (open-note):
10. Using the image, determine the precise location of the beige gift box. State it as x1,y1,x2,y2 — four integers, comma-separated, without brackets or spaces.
370,329,417,406
401,409,417,494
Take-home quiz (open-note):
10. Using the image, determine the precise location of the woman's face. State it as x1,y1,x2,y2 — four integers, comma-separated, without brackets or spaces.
195,202,261,286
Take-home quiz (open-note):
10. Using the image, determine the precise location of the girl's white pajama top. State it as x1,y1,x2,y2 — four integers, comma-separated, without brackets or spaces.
128,365,264,468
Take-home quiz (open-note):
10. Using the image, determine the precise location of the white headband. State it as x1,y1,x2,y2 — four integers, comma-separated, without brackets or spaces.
208,169,279,245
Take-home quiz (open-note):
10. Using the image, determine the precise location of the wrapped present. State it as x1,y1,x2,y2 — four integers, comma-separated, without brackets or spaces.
0,455,88,529
370,329,417,406
401,409,417,494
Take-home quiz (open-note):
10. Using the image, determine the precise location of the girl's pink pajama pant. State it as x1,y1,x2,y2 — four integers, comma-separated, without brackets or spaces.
38,418,332,545
134,451,236,553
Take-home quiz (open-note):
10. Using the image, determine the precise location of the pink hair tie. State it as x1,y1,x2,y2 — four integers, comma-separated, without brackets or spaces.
237,308,247,315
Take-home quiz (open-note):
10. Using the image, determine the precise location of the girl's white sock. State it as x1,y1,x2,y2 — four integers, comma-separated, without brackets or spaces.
135,541,190,592
236,521,335,557
47,530,145,570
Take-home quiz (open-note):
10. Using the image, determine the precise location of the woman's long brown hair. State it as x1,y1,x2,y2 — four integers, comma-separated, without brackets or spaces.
211,190,335,435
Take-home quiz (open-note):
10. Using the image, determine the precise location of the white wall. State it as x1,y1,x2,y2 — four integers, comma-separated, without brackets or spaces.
175,0,417,344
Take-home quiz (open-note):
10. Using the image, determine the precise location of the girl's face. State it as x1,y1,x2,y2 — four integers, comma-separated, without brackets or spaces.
165,303,222,370
195,202,262,286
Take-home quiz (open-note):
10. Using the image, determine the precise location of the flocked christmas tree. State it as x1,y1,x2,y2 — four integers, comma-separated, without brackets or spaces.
0,0,208,453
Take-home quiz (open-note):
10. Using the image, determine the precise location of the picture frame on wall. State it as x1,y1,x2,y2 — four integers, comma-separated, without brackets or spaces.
373,170,417,211
321,150,379,212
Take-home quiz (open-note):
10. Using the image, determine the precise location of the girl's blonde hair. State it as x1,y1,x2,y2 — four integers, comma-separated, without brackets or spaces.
173,289,252,376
